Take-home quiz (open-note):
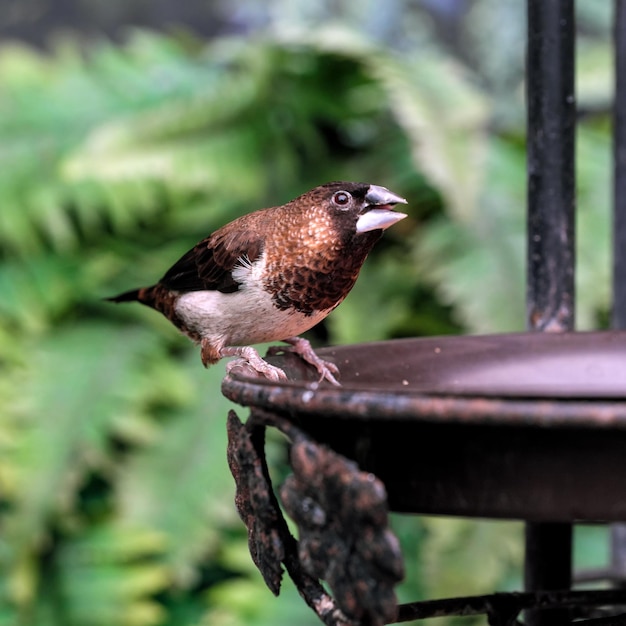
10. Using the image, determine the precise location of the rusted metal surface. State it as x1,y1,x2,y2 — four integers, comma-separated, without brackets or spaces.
525,0,577,618
222,333,626,521
526,0,576,333
395,589,626,625
226,411,355,626
281,431,403,625
223,332,626,421
524,522,572,626
226,405,626,625
226,412,285,594
276,408,626,521
226,409,403,626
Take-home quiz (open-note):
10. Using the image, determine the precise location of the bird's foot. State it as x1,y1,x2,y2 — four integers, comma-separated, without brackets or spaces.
279,337,341,386
222,346,288,382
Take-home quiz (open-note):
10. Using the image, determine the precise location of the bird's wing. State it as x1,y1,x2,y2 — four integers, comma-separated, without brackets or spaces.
159,229,264,293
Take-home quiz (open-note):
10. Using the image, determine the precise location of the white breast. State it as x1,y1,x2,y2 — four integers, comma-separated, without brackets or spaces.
174,252,331,351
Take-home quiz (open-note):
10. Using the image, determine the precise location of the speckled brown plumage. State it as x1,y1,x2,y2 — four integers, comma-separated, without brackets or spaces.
108,181,407,384
264,233,378,315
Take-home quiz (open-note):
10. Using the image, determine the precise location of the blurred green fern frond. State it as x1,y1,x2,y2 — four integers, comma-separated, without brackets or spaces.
0,14,613,625
0,28,439,625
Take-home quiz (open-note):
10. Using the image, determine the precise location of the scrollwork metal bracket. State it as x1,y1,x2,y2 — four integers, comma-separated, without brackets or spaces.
226,408,404,626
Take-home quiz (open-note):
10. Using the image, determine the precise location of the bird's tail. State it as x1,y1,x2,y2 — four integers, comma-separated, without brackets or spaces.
106,288,141,303
106,287,152,304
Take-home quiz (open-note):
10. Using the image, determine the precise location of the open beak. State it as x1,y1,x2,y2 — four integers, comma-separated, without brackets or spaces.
356,185,408,233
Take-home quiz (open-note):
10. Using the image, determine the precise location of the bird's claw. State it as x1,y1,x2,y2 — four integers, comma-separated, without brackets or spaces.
222,340,340,386
222,346,288,382
225,357,288,382
281,337,341,386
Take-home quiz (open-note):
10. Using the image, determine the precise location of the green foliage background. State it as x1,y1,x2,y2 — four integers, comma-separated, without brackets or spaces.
0,2,615,624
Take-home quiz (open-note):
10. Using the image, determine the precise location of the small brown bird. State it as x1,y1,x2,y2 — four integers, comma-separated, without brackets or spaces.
108,182,407,385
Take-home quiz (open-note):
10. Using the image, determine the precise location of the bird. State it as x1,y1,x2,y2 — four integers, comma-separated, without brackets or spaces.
107,181,407,386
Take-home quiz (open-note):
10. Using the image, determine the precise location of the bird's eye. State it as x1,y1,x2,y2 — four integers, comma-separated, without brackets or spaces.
332,191,352,207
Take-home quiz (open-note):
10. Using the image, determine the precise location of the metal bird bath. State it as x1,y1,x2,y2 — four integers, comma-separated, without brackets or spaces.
223,332,626,625
224,331,626,522
222,1,626,625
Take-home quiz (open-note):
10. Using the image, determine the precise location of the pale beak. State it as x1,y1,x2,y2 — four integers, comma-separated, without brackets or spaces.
356,185,408,233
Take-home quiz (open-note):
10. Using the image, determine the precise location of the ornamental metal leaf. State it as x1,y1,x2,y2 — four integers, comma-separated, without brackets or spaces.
280,438,404,626
226,411,284,595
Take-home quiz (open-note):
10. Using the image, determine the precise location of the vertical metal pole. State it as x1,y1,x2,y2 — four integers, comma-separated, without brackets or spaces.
525,1,575,625
614,0,626,329
610,0,626,585
527,0,576,332
524,524,573,626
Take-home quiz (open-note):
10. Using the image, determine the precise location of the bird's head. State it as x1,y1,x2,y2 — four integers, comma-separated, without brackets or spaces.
309,181,408,241
261,182,408,315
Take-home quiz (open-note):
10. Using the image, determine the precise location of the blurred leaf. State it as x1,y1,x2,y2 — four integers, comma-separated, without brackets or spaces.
277,26,490,220
574,525,610,571
376,53,490,222
415,136,526,333
4,323,165,575
577,38,612,111
465,0,526,128
117,356,238,587
203,577,320,626
52,523,168,626
421,518,523,598
576,124,611,329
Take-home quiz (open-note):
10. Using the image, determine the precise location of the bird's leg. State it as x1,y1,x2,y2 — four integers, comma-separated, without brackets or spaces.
281,337,341,386
221,345,288,382
201,337,221,367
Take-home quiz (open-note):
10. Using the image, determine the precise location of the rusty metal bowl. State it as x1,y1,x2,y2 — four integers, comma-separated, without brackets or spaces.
222,332,626,522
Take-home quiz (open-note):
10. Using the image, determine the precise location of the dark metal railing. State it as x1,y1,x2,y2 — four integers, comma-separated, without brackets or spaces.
526,0,576,334
614,0,626,328
525,2,576,625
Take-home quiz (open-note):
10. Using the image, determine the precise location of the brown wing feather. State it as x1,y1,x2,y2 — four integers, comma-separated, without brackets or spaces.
160,228,264,293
